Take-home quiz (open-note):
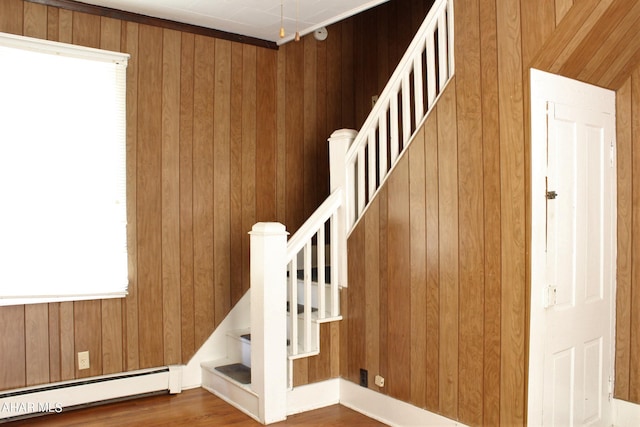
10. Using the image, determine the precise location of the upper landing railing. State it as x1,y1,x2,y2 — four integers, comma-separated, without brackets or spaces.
341,0,454,233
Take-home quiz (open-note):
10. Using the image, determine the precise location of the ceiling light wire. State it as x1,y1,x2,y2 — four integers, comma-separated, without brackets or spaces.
295,0,300,41
279,0,285,38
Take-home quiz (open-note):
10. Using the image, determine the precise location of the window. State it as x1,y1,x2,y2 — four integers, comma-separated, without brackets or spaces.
0,32,130,306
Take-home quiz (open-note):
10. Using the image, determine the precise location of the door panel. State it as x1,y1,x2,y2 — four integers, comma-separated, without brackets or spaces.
542,101,614,426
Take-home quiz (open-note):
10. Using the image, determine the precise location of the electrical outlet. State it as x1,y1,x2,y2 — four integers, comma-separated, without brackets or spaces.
359,368,368,387
375,374,385,387
78,351,90,370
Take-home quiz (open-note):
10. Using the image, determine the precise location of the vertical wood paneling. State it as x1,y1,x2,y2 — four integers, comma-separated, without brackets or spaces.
308,323,333,383
496,0,526,424
303,37,318,217
377,185,389,396
123,20,140,372
101,299,123,375
0,0,23,34
479,1,502,424
615,76,632,400
59,302,75,380
376,9,390,92
285,41,305,232
240,46,258,298
179,32,196,362
387,157,411,401
455,1,484,424
630,69,640,403
365,197,381,391
229,42,244,306
520,0,555,68
437,83,459,418
423,111,440,411
0,306,25,389
340,19,355,129
72,12,100,48
316,35,329,203
48,304,61,382
23,1,46,39
74,301,102,378
137,24,165,368
276,47,287,225
192,34,215,345
46,6,59,41
326,23,342,134
25,305,50,386
352,16,365,127
256,48,276,222
57,8,72,43
161,28,183,365
213,39,232,327
409,128,427,408
347,219,366,384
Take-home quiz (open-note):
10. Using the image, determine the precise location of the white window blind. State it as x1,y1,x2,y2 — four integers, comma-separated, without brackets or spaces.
0,32,130,306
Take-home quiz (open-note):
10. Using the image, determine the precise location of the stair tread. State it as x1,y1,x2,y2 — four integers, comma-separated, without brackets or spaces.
286,301,318,314
214,363,251,385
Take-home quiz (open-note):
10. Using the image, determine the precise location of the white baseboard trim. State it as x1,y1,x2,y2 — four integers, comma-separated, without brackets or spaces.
614,398,640,427
339,379,466,427
286,378,340,416
0,367,173,420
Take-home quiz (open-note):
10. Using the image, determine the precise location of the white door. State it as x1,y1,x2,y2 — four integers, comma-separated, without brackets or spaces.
529,69,616,426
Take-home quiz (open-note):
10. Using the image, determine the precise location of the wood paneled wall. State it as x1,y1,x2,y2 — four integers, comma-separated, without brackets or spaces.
0,0,368,391
342,0,640,426
615,65,640,404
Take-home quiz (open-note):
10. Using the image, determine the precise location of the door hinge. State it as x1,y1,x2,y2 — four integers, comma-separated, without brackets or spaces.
544,285,557,308
608,376,613,401
546,190,558,200
610,141,615,167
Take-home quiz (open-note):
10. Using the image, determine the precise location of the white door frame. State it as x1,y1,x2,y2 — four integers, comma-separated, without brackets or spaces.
528,68,617,425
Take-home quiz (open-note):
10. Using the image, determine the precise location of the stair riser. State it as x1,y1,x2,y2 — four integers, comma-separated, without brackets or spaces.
290,279,334,314
226,334,251,368
201,367,259,421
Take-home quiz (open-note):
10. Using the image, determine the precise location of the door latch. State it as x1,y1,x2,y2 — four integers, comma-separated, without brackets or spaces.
545,285,557,308
546,190,558,200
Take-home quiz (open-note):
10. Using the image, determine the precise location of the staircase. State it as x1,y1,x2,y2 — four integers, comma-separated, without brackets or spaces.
200,0,454,423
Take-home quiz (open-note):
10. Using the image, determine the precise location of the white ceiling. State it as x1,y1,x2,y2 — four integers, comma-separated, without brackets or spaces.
75,0,389,45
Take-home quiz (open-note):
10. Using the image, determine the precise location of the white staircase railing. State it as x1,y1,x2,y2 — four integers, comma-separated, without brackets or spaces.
285,190,343,359
248,0,454,422
343,0,454,232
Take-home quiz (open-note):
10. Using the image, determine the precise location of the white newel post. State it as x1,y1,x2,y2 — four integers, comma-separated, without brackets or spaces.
249,222,288,424
328,129,357,289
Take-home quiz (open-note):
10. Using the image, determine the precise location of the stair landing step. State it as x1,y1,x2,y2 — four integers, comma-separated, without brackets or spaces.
240,333,291,347
214,363,251,385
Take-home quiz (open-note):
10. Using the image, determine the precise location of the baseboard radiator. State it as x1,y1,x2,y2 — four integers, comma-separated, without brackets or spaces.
0,366,182,421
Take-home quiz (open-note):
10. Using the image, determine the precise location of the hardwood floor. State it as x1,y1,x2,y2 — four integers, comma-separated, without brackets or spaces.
5,387,387,426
